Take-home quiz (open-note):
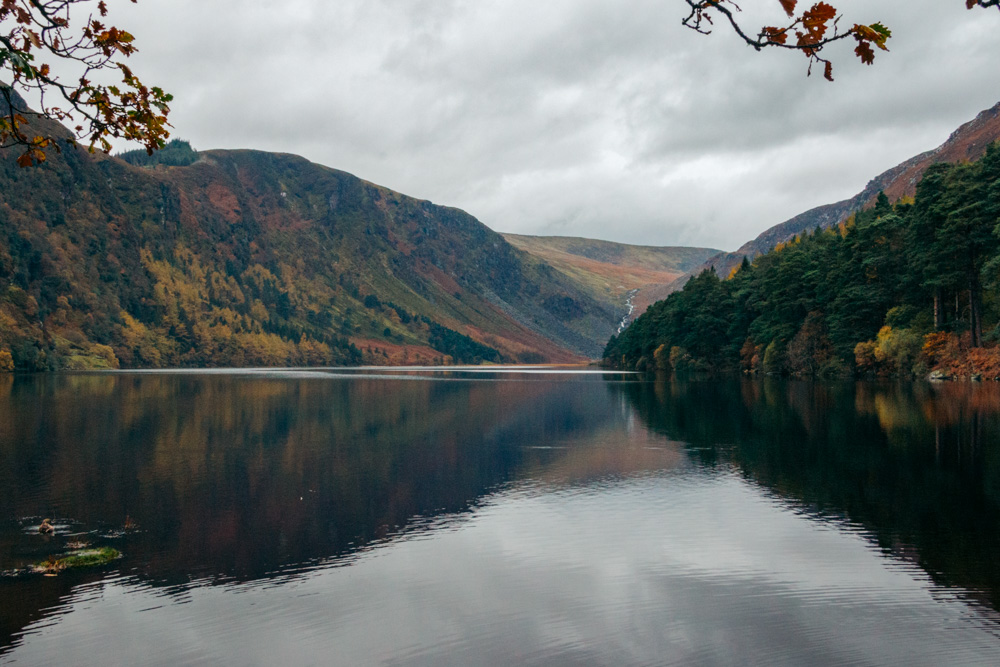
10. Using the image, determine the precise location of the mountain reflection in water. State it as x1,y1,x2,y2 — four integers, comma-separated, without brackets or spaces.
1,370,1000,665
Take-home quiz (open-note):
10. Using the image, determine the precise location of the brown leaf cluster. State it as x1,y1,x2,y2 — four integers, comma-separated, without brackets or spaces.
1,0,170,166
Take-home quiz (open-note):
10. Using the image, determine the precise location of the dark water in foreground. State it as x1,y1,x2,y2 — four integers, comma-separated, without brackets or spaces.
2,369,1000,665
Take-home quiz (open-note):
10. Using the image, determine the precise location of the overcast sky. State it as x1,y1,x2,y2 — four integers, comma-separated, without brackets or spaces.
99,1,1000,251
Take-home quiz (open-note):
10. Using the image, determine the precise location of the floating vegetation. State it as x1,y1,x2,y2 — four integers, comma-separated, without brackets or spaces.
31,547,121,574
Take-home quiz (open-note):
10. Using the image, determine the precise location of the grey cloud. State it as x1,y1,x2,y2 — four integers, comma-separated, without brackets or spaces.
110,0,1000,250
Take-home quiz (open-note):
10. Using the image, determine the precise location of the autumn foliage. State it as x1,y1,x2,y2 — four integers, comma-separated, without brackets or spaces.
916,331,1000,378
685,0,996,81
605,142,1000,379
1,0,171,166
0,134,611,370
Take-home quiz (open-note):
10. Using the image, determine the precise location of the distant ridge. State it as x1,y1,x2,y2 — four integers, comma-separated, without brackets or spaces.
502,234,720,331
660,99,1000,302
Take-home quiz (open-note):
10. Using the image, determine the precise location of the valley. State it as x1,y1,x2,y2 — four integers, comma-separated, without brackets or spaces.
0,91,710,369
501,234,719,333
3,94,1000,373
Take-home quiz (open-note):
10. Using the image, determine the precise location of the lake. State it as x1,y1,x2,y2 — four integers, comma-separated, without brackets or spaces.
2,368,1000,665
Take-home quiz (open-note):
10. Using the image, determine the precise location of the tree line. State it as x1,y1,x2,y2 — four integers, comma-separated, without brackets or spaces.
604,141,1000,378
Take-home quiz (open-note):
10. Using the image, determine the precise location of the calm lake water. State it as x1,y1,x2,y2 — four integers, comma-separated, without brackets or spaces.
2,368,1000,665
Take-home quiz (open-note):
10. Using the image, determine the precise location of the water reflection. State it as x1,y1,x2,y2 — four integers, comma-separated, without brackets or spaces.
616,376,1000,611
2,371,1000,664
0,370,641,650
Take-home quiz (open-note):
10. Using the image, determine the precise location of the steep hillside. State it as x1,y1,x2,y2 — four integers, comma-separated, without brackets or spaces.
672,100,1000,292
0,94,619,370
503,234,719,326
605,142,1000,377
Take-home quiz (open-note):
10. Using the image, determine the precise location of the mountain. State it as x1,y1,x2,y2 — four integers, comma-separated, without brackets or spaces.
0,92,631,370
603,141,1000,377
502,234,719,325
666,99,1000,296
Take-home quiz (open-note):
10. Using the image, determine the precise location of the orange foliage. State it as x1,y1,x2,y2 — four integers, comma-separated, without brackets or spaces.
854,340,879,373
682,0,892,81
921,332,953,367
963,348,1000,378
740,338,762,372
921,332,1000,379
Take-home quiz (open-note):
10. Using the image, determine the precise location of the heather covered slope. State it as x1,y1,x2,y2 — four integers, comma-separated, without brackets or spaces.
0,96,619,369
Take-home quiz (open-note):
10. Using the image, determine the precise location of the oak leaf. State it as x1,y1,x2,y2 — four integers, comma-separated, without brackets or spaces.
801,2,837,40
762,26,788,45
855,40,875,65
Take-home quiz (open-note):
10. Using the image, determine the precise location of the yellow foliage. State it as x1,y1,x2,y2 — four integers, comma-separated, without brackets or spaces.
210,307,243,329
119,311,151,349
250,299,270,323
118,311,171,368
142,245,209,319
0,349,13,372
838,214,856,238
874,325,893,362
856,326,923,376
206,272,241,306
91,344,120,369
653,343,671,370
242,264,278,291
235,332,299,367
298,337,332,366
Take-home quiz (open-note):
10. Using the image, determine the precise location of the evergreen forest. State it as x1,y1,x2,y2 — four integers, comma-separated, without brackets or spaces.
604,142,1000,379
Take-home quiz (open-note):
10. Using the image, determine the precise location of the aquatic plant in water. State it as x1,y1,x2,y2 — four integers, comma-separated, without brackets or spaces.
31,548,121,574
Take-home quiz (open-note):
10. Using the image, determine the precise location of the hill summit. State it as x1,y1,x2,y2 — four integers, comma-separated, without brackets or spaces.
2,90,633,369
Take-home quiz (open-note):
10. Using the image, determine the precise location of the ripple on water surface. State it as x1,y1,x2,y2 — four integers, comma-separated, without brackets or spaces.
5,468,1000,666
4,372,1000,665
